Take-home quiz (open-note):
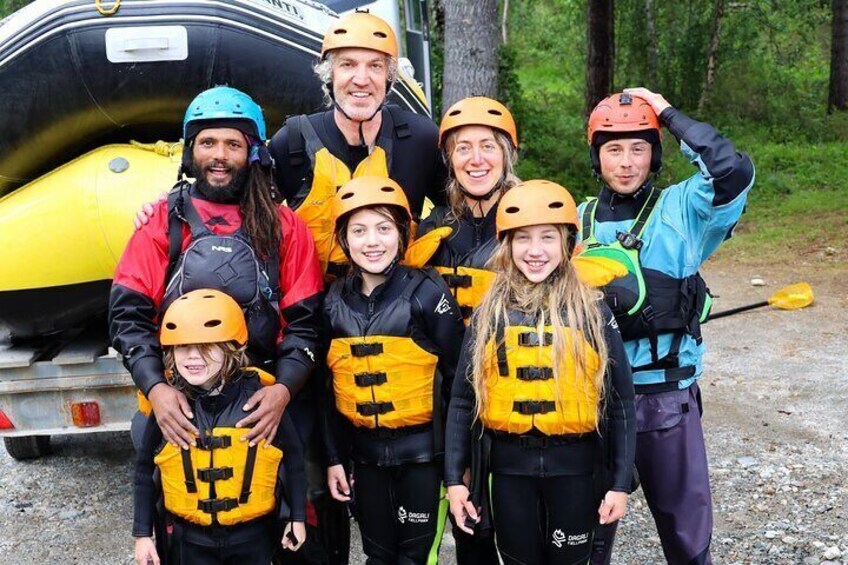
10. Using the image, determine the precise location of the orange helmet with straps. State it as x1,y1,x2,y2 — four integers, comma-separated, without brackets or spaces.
439,97,518,148
587,92,662,145
160,289,247,347
321,12,399,60
496,180,578,239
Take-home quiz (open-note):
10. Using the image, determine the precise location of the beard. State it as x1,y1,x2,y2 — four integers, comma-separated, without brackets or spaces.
191,159,250,204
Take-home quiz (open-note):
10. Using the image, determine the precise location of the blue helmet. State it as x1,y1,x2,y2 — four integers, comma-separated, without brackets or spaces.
182,86,267,141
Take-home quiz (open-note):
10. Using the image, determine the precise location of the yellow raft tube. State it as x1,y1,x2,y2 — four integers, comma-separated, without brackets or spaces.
0,142,182,337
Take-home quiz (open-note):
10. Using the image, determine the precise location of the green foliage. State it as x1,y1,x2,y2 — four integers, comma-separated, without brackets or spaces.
0,0,29,18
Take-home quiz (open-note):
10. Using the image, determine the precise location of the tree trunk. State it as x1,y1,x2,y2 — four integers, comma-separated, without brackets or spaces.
829,0,848,113
586,0,615,116
697,0,725,114
645,0,658,89
442,0,500,109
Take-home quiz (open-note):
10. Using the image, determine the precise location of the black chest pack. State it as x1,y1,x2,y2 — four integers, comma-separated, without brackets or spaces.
162,188,281,366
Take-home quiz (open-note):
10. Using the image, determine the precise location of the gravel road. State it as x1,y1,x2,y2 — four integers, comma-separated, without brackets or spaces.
1,260,845,564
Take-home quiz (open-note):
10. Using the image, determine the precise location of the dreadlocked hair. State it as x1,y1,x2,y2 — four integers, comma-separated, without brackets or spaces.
240,163,282,259
467,225,610,429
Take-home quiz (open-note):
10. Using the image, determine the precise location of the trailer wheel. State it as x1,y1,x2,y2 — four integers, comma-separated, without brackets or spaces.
3,435,51,461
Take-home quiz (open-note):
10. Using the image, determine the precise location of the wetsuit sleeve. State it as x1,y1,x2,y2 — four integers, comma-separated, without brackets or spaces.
109,201,174,395
428,153,448,209
412,273,466,402
275,207,324,395
600,305,636,493
269,124,312,206
132,415,164,537
444,328,476,486
277,411,307,522
660,107,755,228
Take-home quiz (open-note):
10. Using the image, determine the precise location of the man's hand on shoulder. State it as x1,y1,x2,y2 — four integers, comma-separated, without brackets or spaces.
237,383,292,447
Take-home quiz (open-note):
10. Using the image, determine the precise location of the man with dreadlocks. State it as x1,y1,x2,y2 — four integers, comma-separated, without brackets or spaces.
110,86,323,456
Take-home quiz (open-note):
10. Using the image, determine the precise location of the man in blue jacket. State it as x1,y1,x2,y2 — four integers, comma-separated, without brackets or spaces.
583,87,754,565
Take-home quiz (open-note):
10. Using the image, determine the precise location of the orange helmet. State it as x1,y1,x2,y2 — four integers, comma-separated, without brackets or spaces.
321,12,399,60
333,176,412,224
587,92,662,145
439,97,518,148
160,289,247,347
496,179,578,239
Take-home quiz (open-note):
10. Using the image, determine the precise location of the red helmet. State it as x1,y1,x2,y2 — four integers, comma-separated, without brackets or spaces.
587,92,662,145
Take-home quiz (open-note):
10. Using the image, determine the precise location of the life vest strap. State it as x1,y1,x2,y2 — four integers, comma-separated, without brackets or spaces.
197,467,233,482
239,444,258,504
180,448,197,494
517,332,553,347
513,400,556,415
356,401,396,416
491,430,593,449
516,367,554,381
351,342,384,357
198,497,239,514
354,372,388,387
443,273,473,288
196,434,232,450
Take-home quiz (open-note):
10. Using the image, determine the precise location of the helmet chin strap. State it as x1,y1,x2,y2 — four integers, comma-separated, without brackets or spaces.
330,87,384,148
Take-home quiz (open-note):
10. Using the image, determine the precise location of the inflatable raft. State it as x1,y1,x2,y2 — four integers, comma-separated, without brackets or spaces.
0,0,431,338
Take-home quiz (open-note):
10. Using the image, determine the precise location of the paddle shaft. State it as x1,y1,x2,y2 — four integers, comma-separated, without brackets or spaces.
707,300,769,321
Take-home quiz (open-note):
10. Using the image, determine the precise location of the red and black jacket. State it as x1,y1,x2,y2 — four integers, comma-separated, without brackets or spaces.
109,190,324,396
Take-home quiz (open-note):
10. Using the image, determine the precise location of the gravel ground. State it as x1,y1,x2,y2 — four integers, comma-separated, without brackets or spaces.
1,260,846,564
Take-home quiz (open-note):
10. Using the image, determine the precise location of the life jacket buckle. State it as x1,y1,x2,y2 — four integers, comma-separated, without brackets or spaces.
356,401,395,416
354,372,388,387
513,400,556,415
515,366,554,381
351,342,384,357
517,332,553,347
197,467,234,482
443,273,473,288
519,435,549,449
196,434,232,450
198,498,239,514
616,231,643,250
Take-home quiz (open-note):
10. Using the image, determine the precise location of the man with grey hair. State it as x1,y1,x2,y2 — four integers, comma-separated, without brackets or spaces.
269,10,447,278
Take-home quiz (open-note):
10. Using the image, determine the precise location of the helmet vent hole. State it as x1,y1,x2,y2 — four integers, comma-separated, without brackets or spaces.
505,206,520,214
373,31,387,38
487,109,502,116
202,294,215,298
204,320,222,328
380,186,395,193
548,202,564,209
165,323,177,330
340,192,355,200
334,29,348,35
449,110,462,116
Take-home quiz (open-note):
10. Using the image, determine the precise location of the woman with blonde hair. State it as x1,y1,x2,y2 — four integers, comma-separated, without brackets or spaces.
444,180,636,564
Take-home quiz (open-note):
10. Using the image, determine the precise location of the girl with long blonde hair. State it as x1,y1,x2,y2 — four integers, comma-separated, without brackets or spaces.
444,180,636,564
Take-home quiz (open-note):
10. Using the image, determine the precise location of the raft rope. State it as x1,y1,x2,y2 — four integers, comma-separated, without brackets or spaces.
95,0,121,16
130,140,183,158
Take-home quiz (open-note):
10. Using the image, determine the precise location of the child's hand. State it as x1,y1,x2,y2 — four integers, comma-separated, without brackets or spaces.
282,521,307,552
447,484,479,535
327,464,352,502
598,490,628,524
134,536,160,565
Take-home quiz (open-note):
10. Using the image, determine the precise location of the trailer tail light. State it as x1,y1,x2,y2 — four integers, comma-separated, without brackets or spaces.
71,401,101,427
0,410,14,430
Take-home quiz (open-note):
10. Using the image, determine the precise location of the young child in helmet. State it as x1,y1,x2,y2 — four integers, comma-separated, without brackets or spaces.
321,176,465,564
444,180,637,565
131,289,306,565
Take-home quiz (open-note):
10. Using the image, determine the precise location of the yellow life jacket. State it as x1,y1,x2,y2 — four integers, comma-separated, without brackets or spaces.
434,265,497,322
481,321,601,436
325,270,439,429
284,114,389,275
152,369,283,526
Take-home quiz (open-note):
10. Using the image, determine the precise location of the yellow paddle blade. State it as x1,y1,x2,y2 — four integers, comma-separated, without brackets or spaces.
767,282,814,310
402,226,454,268
573,256,628,287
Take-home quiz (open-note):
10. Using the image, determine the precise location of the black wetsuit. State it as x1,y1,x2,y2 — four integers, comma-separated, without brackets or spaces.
445,306,636,565
323,266,465,564
132,371,307,564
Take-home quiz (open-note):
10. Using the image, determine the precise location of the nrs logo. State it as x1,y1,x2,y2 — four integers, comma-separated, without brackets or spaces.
211,246,232,253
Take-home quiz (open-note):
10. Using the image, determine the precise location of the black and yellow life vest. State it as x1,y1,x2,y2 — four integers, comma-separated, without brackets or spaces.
153,369,283,527
481,312,601,436
285,113,399,275
579,187,712,386
325,270,439,429
423,208,499,322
